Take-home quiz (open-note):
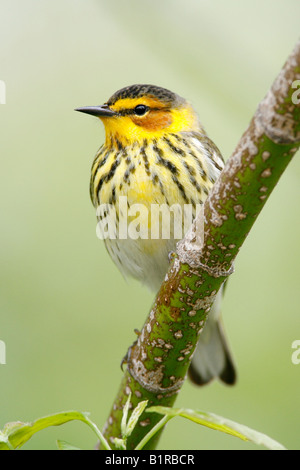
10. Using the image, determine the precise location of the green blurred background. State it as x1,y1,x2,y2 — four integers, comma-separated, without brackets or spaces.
0,0,299,450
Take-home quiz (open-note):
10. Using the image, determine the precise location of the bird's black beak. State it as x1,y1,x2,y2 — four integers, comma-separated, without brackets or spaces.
75,104,117,117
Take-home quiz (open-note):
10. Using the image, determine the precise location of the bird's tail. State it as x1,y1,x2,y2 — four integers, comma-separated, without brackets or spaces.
188,295,236,386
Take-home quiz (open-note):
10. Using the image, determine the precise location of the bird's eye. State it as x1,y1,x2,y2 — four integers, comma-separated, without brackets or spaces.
134,104,149,116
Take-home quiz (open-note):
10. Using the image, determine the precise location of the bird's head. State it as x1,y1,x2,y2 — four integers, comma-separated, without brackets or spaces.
76,84,202,146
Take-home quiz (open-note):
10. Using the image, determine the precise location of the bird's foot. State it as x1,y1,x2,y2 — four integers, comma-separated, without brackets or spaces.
120,329,141,370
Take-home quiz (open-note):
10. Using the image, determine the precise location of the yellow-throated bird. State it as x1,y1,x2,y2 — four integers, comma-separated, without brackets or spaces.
76,84,236,386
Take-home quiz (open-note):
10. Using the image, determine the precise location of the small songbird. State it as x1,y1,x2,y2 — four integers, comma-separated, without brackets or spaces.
76,84,236,386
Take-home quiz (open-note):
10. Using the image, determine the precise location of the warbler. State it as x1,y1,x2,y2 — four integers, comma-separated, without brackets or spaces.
76,84,236,386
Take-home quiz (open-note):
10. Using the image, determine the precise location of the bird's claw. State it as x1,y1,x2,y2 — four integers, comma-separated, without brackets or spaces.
120,329,141,370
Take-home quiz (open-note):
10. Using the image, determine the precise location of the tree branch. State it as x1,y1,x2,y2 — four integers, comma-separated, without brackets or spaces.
101,40,300,450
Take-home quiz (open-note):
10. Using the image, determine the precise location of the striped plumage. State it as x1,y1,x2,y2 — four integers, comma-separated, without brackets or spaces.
90,131,223,289
77,84,236,386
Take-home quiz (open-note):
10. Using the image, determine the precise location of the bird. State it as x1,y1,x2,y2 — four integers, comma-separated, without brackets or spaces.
76,84,236,386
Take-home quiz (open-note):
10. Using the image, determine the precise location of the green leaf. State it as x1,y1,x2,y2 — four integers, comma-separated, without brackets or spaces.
113,437,127,450
0,428,15,450
135,415,170,450
147,406,286,450
121,393,132,438
125,400,148,438
120,394,148,441
0,411,111,450
56,439,81,450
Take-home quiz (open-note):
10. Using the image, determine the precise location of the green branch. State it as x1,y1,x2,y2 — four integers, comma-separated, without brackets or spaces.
101,40,300,450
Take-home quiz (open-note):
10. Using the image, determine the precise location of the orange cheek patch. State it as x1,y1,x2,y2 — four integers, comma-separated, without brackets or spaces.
132,111,172,131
